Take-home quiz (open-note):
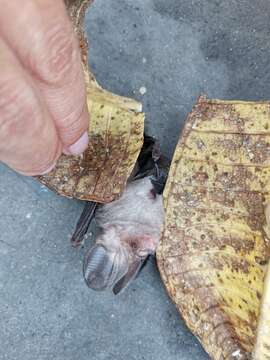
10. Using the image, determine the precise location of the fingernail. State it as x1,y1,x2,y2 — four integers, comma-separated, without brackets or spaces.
40,162,57,175
68,131,89,155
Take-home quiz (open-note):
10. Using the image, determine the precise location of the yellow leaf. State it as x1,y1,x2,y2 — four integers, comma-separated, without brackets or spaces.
157,96,270,359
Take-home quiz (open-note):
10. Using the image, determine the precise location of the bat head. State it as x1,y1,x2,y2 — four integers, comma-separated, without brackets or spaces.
83,226,157,294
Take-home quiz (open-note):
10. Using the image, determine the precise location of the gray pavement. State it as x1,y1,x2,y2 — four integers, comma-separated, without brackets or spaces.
1,0,270,359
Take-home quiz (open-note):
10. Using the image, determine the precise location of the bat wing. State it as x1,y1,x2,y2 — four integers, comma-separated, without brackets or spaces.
113,257,148,295
70,201,97,247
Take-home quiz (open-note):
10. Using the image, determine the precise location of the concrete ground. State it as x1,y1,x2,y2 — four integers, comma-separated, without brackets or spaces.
1,0,270,359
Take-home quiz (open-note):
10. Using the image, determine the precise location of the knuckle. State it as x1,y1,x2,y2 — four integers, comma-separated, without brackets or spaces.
0,78,37,138
33,24,78,84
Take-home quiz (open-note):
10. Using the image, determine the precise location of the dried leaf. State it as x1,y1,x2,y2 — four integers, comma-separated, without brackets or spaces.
253,203,270,360
38,0,144,203
157,96,270,359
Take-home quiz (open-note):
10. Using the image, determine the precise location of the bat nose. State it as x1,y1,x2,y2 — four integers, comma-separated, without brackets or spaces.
83,245,114,291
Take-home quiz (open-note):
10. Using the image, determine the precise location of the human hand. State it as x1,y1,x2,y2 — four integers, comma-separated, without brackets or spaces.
0,0,89,176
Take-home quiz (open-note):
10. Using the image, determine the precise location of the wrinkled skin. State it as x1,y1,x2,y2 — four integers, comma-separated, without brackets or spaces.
0,0,89,175
83,176,164,294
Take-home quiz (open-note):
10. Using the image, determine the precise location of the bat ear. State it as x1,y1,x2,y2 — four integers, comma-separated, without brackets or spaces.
112,258,147,295
83,244,129,291
83,244,114,291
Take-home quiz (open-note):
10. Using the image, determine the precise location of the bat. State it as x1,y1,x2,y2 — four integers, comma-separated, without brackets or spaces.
71,135,168,294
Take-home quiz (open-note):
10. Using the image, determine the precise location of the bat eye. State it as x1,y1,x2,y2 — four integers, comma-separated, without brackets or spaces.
130,240,138,250
149,189,157,200
83,245,114,291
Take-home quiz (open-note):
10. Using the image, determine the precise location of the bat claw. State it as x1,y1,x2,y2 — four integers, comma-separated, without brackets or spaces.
152,140,161,163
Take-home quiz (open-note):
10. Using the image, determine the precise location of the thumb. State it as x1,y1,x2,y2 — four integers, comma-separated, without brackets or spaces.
0,0,90,156
0,38,62,176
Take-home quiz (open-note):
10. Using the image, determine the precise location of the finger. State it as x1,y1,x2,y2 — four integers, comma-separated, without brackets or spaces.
0,0,89,154
0,38,62,176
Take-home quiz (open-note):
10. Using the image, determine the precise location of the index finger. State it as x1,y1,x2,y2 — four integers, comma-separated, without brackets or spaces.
0,0,89,154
